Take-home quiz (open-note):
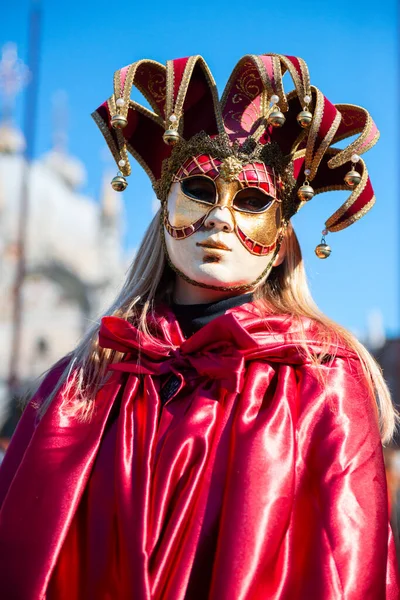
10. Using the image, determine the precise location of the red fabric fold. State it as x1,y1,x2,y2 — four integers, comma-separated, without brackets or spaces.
0,302,398,599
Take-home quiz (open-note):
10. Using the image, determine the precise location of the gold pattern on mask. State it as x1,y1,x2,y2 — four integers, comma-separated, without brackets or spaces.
219,157,243,182
167,182,212,228
235,201,280,247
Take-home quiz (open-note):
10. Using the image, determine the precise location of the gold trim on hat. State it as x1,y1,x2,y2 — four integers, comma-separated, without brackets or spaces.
328,103,379,168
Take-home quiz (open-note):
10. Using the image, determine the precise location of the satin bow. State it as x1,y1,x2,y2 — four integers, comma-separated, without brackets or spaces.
98,315,257,394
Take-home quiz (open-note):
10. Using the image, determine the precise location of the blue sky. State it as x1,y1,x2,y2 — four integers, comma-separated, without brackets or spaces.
1,0,398,337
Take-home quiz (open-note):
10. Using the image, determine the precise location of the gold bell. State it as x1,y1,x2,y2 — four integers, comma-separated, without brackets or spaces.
267,109,286,128
297,183,315,202
315,243,331,259
297,110,313,128
111,174,128,192
163,129,180,146
344,169,361,188
111,114,128,129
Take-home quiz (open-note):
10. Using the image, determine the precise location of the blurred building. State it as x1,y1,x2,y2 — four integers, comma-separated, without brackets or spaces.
0,95,127,428
374,338,400,446
365,313,400,553
365,310,400,447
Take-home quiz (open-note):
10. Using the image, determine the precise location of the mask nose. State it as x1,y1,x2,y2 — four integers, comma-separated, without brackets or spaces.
204,206,234,232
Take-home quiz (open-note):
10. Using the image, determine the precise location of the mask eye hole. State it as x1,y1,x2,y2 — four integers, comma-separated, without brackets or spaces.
181,176,216,204
233,188,274,213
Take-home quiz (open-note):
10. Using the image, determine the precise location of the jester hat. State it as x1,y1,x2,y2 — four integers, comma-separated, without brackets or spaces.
92,54,379,234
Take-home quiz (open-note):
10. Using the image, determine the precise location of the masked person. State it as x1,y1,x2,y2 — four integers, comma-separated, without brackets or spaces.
0,54,399,599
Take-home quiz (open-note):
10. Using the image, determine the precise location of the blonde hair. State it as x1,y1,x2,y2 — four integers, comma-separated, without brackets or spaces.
35,210,398,444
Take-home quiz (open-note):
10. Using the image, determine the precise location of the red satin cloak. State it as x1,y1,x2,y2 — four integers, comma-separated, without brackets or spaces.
0,302,399,599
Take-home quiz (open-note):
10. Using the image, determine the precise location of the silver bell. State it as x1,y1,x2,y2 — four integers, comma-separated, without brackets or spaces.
315,243,331,259
344,169,361,188
111,174,128,192
163,129,180,146
111,114,128,129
